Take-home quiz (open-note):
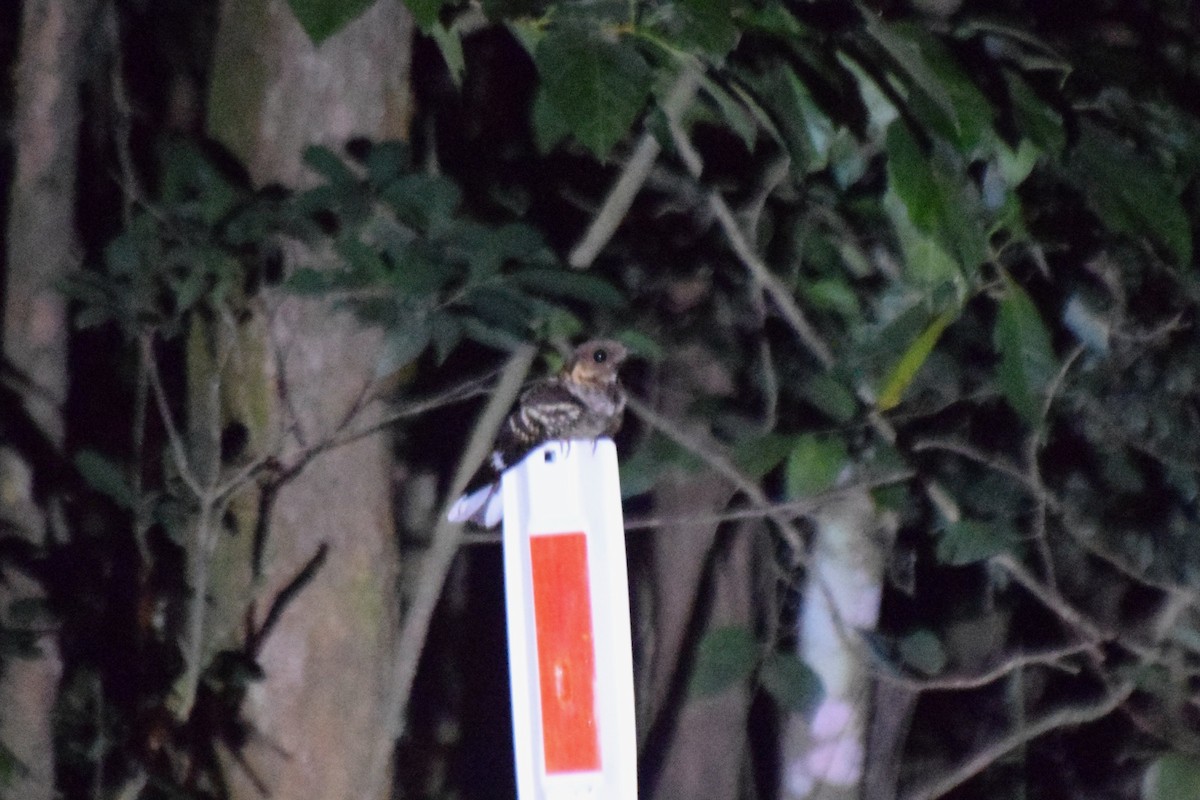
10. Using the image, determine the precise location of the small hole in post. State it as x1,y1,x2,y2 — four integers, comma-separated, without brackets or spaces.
545,449,556,463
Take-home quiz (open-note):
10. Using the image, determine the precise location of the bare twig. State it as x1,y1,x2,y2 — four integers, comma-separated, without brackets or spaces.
105,1,143,224
992,553,1110,649
212,368,498,508
622,470,914,531
875,643,1089,692
911,437,1035,492
368,343,537,799
709,193,835,367
141,334,203,497
1024,344,1085,591
568,64,702,269
656,110,836,368
901,681,1134,800
248,543,329,657
317,370,498,454
625,394,804,552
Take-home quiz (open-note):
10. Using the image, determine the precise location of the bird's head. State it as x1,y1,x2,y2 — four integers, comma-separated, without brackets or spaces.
566,339,628,386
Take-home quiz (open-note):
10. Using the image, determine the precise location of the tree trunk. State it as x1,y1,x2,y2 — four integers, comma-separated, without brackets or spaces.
199,2,413,798
641,345,748,800
648,522,759,800
1,1,95,796
780,493,891,800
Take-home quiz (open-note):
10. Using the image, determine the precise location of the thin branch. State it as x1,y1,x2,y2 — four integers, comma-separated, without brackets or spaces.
622,470,914,531
315,370,498,454
625,394,804,553
140,334,203,498
657,112,836,368
248,543,329,657
568,64,702,269
756,336,779,434
992,553,1110,649
875,643,1089,692
901,681,1134,800
911,437,1035,493
1024,344,1085,591
368,343,537,799
711,180,836,367
105,2,143,224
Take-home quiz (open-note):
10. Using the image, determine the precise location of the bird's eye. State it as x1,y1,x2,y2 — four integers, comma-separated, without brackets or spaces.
593,349,608,364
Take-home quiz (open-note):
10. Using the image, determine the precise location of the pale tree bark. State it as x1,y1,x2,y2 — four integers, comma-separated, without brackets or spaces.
1,1,96,797
648,520,760,800
197,2,413,798
780,493,892,800
640,345,753,800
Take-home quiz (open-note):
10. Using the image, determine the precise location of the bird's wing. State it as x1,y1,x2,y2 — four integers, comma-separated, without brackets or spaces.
447,482,503,527
493,379,587,467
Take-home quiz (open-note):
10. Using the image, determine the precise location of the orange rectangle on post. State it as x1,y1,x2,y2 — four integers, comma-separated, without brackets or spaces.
530,533,601,774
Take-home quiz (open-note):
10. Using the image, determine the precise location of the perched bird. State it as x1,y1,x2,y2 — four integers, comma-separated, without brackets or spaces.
448,339,629,527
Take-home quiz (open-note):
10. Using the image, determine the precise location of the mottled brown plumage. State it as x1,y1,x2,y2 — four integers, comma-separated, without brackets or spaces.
448,339,628,526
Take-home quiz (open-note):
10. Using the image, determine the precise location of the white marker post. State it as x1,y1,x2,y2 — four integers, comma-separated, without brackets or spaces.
501,439,638,800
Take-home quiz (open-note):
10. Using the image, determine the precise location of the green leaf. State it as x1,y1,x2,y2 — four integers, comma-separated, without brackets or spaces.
75,304,115,330
619,433,700,497
865,19,959,133
802,278,860,319
285,267,330,295
676,0,737,56
689,626,758,697
509,269,627,309
799,373,858,424
916,37,994,151
532,88,573,154
936,518,1020,565
785,435,848,498
993,274,1057,424
885,118,990,280
404,0,446,31
1143,753,1200,800
506,19,544,56
760,653,824,716
158,140,244,224
104,234,143,277
732,433,795,479
6,597,54,629
614,329,664,361
1003,70,1064,158
302,145,356,185
389,243,456,295
429,314,463,364
735,2,808,38
288,0,375,44
382,174,462,229
336,235,388,281
0,739,23,787
430,22,465,87
877,310,955,411
471,223,555,277
460,286,538,334
1068,123,1192,266
886,122,941,232
75,450,135,509
742,68,833,174
534,29,653,158
899,629,946,676
697,73,758,150
887,193,963,294
376,319,432,377
364,141,411,187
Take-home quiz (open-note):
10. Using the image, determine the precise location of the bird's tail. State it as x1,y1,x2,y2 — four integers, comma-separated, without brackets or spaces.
447,482,504,528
